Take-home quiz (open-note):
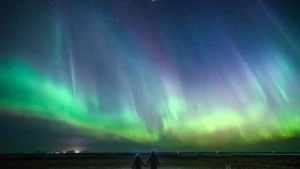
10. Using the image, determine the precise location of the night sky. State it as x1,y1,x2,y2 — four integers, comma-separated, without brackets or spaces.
1,0,300,153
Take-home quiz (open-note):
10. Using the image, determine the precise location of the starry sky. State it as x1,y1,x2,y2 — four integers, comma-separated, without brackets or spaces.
1,0,300,153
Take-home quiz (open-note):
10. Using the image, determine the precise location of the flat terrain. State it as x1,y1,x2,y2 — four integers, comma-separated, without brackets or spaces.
1,155,300,169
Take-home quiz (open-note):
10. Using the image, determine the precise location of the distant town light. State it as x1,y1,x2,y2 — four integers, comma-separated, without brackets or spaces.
75,150,80,153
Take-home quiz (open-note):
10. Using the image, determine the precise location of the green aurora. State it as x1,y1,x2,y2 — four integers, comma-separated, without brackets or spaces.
1,58,300,148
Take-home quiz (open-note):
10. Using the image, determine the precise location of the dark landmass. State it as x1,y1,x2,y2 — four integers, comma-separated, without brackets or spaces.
1,152,300,160
1,152,300,169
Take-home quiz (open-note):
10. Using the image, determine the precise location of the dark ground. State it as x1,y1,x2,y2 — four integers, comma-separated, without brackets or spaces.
1,155,300,169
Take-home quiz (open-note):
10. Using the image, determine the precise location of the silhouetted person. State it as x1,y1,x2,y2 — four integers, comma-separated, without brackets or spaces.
147,151,159,169
132,154,146,169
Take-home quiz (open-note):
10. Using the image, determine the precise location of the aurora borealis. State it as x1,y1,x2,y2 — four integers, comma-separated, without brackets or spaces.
1,0,300,153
